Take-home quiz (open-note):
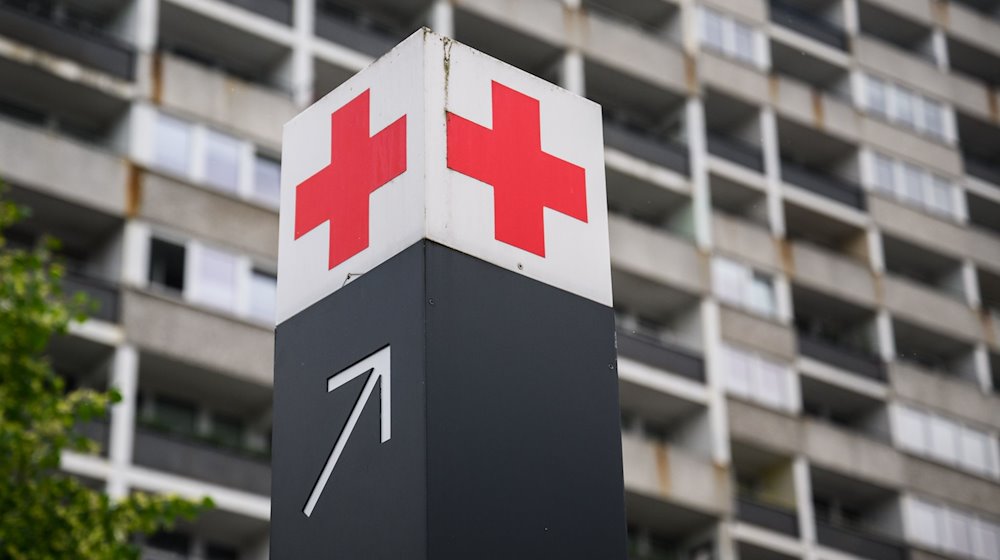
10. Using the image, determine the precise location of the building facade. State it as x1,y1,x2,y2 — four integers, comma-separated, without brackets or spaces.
2,0,1000,558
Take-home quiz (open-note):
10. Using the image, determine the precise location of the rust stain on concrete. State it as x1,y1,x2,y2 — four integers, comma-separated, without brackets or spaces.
151,52,163,105
126,163,143,218
654,444,671,495
778,238,794,277
684,53,698,95
811,88,825,130
988,87,999,124
932,0,949,27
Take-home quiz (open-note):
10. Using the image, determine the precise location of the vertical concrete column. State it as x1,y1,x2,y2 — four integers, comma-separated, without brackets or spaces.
866,227,884,273
761,108,785,237
121,221,150,289
560,50,585,96
292,0,316,107
961,260,981,308
876,311,895,363
841,0,859,36
793,458,818,555
687,98,711,249
429,0,454,37
131,0,160,99
931,29,949,70
107,344,139,500
973,345,994,393
702,299,731,466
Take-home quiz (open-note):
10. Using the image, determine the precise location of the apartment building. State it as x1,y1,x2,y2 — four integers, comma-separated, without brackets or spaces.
2,0,1000,558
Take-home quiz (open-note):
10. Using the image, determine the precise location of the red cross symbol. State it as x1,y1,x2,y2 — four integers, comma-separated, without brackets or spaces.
294,90,407,269
447,81,588,257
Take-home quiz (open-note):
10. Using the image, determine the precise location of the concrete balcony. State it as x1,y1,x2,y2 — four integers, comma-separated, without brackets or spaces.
132,426,270,495
608,215,706,296
621,432,731,517
458,0,567,53
578,10,686,95
965,153,1000,189
869,196,967,260
157,53,297,148
769,0,847,50
769,75,859,142
314,6,400,58
949,71,996,122
889,361,1000,430
0,118,127,217
64,271,120,323
860,118,963,177
137,170,279,261
721,307,797,360
947,1,1000,59
712,213,777,271
0,1,135,80
816,520,906,560
616,328,705,383
882,275,980,342
221,0,291,25
789,242,876,307
736,496,799,537
603,119,689,176
707,133,765,174
700,52,769,107
797,332,886,382
121,289,273,387
781,160,865,210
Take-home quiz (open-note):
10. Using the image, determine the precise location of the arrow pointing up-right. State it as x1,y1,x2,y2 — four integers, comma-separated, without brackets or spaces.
303,345,391,518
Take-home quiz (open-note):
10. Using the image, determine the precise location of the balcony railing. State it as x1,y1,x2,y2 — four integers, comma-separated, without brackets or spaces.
797,332,886,382
769,0,848,50
816,520,906,560
781,160,866,210
736,496,799,537
603,119,690,175
220,0,291,24
0,1,135,80
74,419,110,456
964,154,1000,187
133,426,271,496
64,272,120,323
707,133,764,173
616,328,705,383
315,6,400,58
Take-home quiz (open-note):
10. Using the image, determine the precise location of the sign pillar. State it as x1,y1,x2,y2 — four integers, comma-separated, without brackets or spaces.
271,29,627,559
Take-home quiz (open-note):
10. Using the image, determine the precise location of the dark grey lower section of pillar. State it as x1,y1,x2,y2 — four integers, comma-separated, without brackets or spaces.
271,241,626,559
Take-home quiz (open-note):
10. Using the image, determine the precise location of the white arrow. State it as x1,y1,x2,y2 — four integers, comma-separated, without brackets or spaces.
303,345,391,518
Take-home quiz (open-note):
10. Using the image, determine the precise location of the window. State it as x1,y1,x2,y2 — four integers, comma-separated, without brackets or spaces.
148,238,186,292
712,258,776,318
866,151,960,220
190,245,239,312
862,75,951,141
867,76,888,116
721,345,794,412
873,153,896,193
249,269,277,323
895,404,999,479
212,414,244,449
699,7,758,65
701,7,725,52
253,154,281,206
908,498,940,548
154,396,197,435
153,114,192,174
204,130,241,192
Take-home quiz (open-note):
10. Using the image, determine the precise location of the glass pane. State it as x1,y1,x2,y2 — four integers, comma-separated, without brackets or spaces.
901,163,925,204
867,77,888,116
924,100,944,138
253,154,281,206
724,346,752,398
713,258,747,304
929,415,959,463
701,8,725,51
873,153,896,194
930,176,952,215
754,361,785,409
896,88,916,126
212,414,244,449
733,22,755,62
153,113,191,175
204,130,241,192
907,499,940,547
747,273,774,317
959,427,989,474
945,509,974,556
971,518,1000,560
895,405,928,453
154,397,197,436
148,238,186,292
249,270,277,323
192,246,238,312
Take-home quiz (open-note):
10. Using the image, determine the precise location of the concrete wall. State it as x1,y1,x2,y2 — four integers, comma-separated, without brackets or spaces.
137,171,279,261
712,212,778,272
882,275,981,342
889,361,1000,429
0,118,127,216
719,307,796,360
789,242,877,307
609,214,707,295
578,12,688,95
158,54,297,149
123,289,274,387
621,431,732,516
